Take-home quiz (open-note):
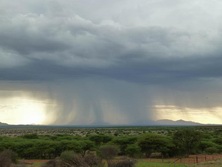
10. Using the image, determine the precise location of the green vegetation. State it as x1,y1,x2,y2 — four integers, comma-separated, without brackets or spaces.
0,126,222,166
138,133,173,157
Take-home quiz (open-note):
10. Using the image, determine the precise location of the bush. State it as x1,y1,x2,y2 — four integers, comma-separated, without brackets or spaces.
89,135,113,145
125,144,141,157
41,158,62,167
199,140,217,153
205,147,219,154
84,154,101,166
109,159,136,167
99,145,119,160
0,150,18,167
60,150,104,167
60,150,88,166
42,159,58,167
22,133,39,139
60,150,76,162
213,137,222,145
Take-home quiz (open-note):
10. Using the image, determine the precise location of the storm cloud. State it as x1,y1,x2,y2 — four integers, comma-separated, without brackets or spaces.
1,0,222,125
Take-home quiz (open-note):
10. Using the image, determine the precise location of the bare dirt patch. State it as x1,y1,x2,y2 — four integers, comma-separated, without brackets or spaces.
19,159,49,165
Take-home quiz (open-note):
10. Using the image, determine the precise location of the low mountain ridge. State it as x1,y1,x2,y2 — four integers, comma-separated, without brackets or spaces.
156,119,202,126
0,122,9,126
0,119,206,127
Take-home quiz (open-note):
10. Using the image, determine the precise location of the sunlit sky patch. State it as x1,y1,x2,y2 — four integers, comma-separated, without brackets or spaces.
155,105,222,124
0,97,47,124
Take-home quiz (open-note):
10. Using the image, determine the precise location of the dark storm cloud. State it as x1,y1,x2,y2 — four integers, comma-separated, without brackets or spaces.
1,0,222,124
0,16,222,84
1,0,222,83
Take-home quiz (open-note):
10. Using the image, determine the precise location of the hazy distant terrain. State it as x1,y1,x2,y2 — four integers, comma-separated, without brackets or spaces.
0,122,8,126
0,119,203,127
155,119,202,126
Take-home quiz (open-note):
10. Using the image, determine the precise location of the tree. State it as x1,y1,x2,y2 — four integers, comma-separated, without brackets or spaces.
125,144,141,157
89,135,112,145
199,140,217,153
213,137,222,145
99,144,119,167
113,137,137,155
173,129,202,155
138,133,173,157
22,133,39,139
80,140,95,156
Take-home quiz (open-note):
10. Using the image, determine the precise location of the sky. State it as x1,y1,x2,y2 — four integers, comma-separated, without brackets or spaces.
1,0,222,125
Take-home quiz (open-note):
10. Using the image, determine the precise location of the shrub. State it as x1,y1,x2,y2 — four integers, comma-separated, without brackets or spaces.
60,150,88,167
109,159,136,167
99,145,119,160
41,158,62,167
125,144,141,157
84,154,101,166
205,147,219,154
0,150,18,167
22,133,39,139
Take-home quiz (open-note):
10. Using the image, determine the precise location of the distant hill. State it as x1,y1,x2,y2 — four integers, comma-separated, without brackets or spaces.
0,122,9,126
0,120,203,127
155,119,202,126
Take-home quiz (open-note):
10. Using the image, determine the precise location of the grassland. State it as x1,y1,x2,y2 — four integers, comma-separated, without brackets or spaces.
136,160,187,167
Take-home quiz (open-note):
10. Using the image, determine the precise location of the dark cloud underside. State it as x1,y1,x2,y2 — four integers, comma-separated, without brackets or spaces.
1,0,222,124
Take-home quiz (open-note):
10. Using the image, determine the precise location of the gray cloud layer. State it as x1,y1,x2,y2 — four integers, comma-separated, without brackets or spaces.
1,0,222,124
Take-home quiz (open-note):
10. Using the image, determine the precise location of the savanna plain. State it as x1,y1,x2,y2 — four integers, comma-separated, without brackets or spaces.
0,125,222,167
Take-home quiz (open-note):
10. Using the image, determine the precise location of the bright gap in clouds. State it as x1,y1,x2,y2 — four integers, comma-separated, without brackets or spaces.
0,97,48,125
155,105,222,124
